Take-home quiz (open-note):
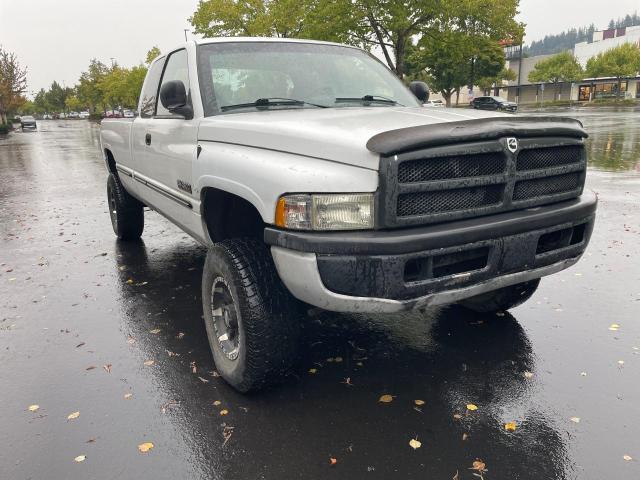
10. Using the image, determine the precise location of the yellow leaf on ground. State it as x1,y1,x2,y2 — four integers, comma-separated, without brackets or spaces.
308,368,318,374
67,411,80,420
138,442,154,453
466,404,478,411
409,438,421,450
471,460,486,472
379,394,394,403
74,455,86,463
143,360,154,366
570,417,581,423
149,329,161,334
28,405,40,412
609,324,620,331
623,455,633,461
124,393,133,400
220,409,229,416
524,371,534,379
329,457,337,465
213,400,221,406
504,421,517,432
414,399,425,406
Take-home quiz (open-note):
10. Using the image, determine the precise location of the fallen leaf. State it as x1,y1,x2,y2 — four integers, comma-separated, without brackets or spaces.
126,279,134,285
379,394,394,403
470,459,487,472
504,421,517,432
143,360,154,366
103,364,112,373
197,376,209,383
580,372,587,376
213,400,222,406
570,417,581,423
86,438,96,443
138,442,154,453
190,361,197,373
623,455,633,461
28,404,40,412
462,433,469,441
149,329,161,334
85,365,96,371
124,393,133,400
329,457,337,465
74,455,86,463
75,342,85,348
220,409,229,416
618,360,625,366
524,371,534,379
67,411,80,420
409,438,422,450
609,323,620,331
308,368,318,374
453,413,463,420
334,357,343,363
466,404,478,411
414,399,425,406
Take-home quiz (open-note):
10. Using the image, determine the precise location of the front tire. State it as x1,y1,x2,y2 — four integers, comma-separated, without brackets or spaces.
460,279,540,313
106,173,144,240
202,238,301,392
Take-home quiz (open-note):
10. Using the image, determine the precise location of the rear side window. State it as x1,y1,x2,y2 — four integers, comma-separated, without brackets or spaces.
156,49,190,117
139,58,165,118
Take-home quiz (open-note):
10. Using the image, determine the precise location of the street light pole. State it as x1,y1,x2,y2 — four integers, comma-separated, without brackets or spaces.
184,29,189,42
516,43,523,104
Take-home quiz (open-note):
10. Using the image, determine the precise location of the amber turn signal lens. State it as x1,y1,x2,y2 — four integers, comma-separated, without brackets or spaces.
275,197,287,227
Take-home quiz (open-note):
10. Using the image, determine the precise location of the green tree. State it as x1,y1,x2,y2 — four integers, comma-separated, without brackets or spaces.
146,46,161,65
33,88,50,114
585,43,640,100
78,59,109,113
190,0,522,80
477,67,516,95
65,95,83,112
528,51,583,101
0,45,28,124
45,81,69,113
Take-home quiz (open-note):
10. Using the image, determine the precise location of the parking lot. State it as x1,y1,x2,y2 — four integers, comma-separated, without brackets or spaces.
1,108,639,479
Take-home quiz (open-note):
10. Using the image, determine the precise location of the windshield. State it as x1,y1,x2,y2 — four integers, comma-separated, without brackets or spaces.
492,97,509,102
197,41,420,116
22,116,35,121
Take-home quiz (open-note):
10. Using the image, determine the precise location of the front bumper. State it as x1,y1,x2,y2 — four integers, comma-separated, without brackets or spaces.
266,191,597,313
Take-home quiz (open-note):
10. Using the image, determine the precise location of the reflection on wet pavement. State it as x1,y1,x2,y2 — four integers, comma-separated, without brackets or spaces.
1,112,639,479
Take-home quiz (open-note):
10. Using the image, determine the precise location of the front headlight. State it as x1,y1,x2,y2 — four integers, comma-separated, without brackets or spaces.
275,193,375,230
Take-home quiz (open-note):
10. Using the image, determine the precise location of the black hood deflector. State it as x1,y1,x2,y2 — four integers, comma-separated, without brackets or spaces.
366,116,587,156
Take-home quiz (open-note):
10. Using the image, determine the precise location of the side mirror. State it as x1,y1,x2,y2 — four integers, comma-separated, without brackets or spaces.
409,81,430,103
159,80,192,118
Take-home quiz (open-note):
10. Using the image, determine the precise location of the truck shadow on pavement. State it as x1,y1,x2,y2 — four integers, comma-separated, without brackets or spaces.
112,239,570,480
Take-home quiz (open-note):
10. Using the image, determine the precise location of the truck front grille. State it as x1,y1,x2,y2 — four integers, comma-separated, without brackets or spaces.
378,138,586,227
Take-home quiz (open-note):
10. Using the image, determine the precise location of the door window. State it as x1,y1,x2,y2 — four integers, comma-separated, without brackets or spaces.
139,58,165,118
156,49,190,117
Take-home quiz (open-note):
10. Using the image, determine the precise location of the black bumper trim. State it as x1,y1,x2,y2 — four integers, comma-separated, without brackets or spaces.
264,192,597,256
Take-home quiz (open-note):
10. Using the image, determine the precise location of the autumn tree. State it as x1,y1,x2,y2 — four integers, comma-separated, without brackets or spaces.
585,43,640,100
0,45,28,124
528,51,583,101
78,59,109,113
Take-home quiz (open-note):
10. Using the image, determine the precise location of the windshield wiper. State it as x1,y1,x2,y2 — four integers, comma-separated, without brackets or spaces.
220,97,328,112
335,95,404,106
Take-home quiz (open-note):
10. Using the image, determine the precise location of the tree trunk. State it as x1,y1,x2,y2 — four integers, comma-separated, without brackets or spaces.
442,90,454,107
393,36,406,79
616,78,622,100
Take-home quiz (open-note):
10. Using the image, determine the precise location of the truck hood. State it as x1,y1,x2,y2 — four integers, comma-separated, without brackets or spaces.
197,107,506,170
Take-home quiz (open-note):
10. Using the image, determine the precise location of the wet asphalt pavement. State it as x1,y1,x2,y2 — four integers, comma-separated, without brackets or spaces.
1,107,639,480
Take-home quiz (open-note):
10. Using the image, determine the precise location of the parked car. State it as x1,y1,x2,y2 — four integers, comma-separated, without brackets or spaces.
79,111,90,119
423,99,445,107
68,111,80,119
100,38,596,393
123,109,135,118
20,115,37,130
470,96,518,113
43,114,53,120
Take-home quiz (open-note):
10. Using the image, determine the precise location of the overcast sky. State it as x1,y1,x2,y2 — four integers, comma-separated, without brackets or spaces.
1,0,638,95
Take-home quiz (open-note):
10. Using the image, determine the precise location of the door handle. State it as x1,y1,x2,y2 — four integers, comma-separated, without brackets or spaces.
145,133,151,146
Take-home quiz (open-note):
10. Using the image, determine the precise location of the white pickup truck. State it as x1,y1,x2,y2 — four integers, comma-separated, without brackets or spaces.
100,38,596,392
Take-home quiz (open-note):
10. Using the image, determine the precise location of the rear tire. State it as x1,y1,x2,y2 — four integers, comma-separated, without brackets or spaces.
460,279,540,313
202,238,301,392
106,173,144,240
